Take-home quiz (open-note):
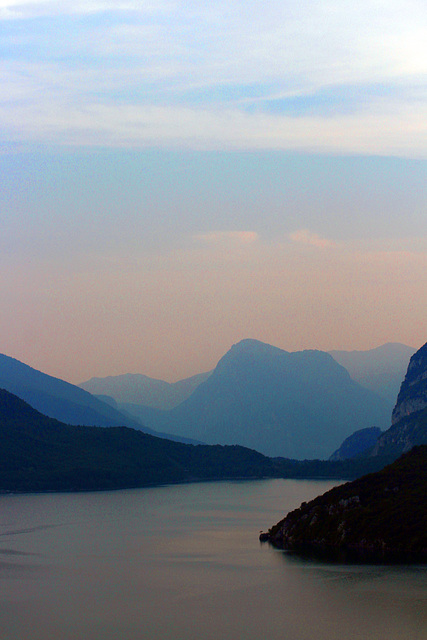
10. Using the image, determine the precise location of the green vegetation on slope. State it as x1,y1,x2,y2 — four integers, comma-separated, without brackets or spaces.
268,445,427,561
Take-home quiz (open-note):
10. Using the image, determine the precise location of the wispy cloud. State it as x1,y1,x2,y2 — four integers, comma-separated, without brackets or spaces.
289,229,336,249
1,99,425,157
1,0,426,154
0,1,163,20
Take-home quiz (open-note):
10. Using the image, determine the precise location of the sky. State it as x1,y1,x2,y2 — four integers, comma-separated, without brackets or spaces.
1,0,426,383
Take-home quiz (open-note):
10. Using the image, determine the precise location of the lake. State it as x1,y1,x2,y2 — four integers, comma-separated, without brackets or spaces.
0,479,425,640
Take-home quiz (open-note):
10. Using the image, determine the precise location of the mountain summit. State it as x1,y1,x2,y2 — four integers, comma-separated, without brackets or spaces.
137,339,391,459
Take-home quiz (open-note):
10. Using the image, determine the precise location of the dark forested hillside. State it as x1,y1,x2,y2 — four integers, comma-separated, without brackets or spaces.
0,389,390,492
0,388,272,491
267,445,427,562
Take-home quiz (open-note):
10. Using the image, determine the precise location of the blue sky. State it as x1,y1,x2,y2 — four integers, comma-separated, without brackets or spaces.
2,0,426,153
1,0,426,382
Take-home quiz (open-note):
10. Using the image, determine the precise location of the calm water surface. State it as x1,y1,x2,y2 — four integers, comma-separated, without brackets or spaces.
0,479,425,640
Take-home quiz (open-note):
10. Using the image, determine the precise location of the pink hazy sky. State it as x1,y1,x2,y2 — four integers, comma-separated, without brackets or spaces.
1,0,426,383
2,154,425,384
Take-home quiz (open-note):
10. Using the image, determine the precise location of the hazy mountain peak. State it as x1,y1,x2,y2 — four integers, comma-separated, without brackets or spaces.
80,370,212,409
329,343,416,407
232,337,282,349
137,339,391,459
226,339,287,358
217,340,335,374
331,342,415,355
0,352,148,432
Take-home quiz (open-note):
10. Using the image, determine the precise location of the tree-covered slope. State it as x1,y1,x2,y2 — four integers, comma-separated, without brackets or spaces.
0,388,391,493
268,445,427,562
0,388,276,492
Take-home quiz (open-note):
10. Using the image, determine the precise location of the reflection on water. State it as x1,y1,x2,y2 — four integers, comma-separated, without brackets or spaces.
0,479,425,640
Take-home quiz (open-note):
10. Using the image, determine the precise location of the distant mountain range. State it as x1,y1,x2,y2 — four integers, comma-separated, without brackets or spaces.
122,339,392,459
328,343,416,408
0,353,195,444
2,339,425,493
1,339,420,464
79,341,414,459
80,371,212,410
80,343,415,419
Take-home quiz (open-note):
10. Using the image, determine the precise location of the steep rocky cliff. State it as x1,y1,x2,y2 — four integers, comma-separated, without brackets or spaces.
371,342,427,457
391,342,427,424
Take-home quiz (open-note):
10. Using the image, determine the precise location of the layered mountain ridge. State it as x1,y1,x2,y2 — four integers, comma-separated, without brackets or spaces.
2,340,419,462
0,353,194,444
2,339,422,493
132,339,391,459
0,388,389,492
80,371,212,410
80,342,413,415
329,343,416,407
